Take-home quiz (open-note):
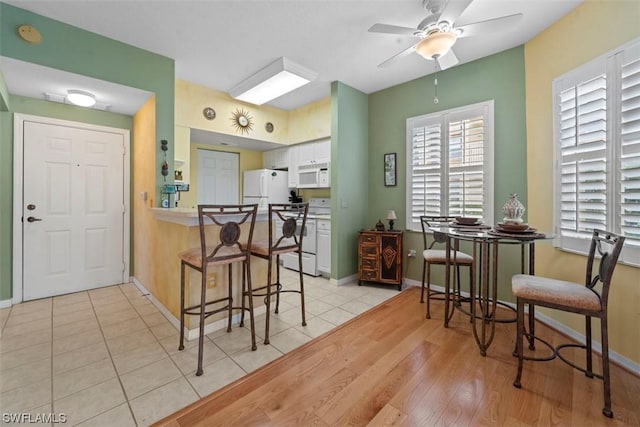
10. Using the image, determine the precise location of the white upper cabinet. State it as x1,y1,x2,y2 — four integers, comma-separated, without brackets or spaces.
314,139,330,164
298,138,331,166
262,146,288,169
297,143,315,165
274,147,288,168
262,150,274,169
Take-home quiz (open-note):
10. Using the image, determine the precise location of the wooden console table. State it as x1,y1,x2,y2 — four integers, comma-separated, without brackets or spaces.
357,230,403,290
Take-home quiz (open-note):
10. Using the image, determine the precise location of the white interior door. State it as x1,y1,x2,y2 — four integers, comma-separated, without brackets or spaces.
197,149,239,204
22,121,126,300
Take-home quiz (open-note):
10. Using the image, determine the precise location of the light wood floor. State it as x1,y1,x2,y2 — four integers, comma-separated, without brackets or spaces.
154,287,640,426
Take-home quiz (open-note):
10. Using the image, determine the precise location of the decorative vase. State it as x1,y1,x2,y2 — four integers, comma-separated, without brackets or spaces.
502,193,525,224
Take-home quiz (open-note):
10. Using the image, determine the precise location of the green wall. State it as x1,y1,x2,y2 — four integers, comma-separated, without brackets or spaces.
368,46,528,299
331,82,369,279
0,3,175,301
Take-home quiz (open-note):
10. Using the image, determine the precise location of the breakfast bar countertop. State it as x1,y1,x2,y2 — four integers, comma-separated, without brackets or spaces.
151,207,269,226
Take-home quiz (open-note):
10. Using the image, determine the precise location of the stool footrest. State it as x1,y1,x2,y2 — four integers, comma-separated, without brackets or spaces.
183,297,233,320
518,333,603,379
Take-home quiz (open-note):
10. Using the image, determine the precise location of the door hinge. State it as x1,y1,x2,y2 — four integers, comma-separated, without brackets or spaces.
122,204,126,214
122,262,126,273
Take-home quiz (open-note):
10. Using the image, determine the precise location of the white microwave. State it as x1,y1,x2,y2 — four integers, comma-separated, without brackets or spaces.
298,162,330,188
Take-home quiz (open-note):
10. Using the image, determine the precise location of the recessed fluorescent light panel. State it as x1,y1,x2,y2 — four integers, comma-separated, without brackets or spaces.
229,57,317,105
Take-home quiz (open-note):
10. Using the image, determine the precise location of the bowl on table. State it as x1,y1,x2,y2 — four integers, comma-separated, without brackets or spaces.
455,217,481,226
497,222,531,232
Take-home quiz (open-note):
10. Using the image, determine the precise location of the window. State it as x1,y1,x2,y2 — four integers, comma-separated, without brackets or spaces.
406,101,494,230
553,38,640,266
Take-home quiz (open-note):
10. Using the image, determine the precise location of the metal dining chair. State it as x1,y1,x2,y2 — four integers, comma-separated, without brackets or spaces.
177,204,258,376
420,215,475,320
512,229,625,418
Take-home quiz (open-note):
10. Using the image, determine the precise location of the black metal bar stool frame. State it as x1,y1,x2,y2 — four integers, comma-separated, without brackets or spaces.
242,203,309,345
178,204,258,376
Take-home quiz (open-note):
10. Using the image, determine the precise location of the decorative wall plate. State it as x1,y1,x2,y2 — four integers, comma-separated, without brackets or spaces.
203,107,216,120
230,108,253,135
265,122,274,133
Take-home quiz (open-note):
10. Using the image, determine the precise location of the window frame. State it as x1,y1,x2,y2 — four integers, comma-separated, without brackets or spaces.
552,37,640,267
405,100,495,231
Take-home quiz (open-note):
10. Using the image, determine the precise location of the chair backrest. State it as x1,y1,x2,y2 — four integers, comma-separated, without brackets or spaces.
197,204,258,264
269,203,309,254
586,229,625,307
420,216,456,250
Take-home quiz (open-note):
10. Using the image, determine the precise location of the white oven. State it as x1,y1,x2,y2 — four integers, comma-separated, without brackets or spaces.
276,199,330,277
276,217,317,276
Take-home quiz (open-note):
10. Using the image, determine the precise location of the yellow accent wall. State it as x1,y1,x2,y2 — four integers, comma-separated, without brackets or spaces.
175,79,289,144
133,96,168,308
288,97,331,144
525,0,640,364
175,79,331,146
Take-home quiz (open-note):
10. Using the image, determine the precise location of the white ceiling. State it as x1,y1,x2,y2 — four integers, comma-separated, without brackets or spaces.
1,0,582,114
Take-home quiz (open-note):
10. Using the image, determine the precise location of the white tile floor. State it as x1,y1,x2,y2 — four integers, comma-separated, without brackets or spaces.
0,270,399,426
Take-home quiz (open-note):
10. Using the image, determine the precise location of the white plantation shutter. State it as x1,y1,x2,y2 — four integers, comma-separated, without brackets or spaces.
407,101,494,230
448,115,485,217
553,37,640,265
620,55,640,247
410,121,442,222
558,74,608,238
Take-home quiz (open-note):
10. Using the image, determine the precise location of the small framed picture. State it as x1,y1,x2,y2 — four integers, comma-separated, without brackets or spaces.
384,153,396,187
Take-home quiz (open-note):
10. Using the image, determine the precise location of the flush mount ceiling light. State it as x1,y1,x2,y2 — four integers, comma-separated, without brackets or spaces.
415,31,458,59
229,57,317,106
66,89,96,107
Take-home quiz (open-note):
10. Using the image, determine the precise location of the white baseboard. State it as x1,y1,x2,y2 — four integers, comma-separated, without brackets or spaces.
0,299,12,309
333,273,358,286
130,276,266,342
401,277,640,376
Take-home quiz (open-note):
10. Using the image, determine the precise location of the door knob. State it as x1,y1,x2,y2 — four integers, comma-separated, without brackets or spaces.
27,216,43,222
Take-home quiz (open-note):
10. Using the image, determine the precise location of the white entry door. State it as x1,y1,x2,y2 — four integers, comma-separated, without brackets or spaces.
22,120,126,300
197,149,239,204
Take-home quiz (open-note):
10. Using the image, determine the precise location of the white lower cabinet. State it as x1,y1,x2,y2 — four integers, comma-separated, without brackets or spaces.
317,219,331,274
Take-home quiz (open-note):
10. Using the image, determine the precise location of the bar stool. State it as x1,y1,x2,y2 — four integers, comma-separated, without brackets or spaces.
178,204,258,376
512,229,625,418
419,215,474,320
243,203,308,344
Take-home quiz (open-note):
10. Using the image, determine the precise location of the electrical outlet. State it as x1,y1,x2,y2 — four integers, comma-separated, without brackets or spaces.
207,273,217,289
408,249,416,257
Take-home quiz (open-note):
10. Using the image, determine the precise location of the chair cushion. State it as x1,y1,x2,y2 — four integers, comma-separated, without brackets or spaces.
243,240,299,257
423,249,473,264
179,246,245,268
512,274,602,312
248,240,270,257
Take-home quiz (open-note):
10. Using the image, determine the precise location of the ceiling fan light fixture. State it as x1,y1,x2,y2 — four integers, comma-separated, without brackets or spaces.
415,31,457,59
67,89,96,107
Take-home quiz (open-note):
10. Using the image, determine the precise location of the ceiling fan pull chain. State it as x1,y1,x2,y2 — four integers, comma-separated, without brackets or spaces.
433,73,439,104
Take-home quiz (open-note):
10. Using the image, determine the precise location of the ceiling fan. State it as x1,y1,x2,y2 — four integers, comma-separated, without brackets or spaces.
369,0,523,70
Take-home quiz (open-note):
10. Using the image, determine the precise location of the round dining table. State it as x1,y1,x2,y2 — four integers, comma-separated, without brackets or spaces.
428,223,553,356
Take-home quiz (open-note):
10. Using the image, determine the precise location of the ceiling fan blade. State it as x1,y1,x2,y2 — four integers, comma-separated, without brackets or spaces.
456,13,524,38
438,0,473,26
378,44,418,68
368,23,419,36
436,49,459,70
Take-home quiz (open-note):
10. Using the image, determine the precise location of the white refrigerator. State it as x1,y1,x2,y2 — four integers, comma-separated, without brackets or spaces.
242,169,289,210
